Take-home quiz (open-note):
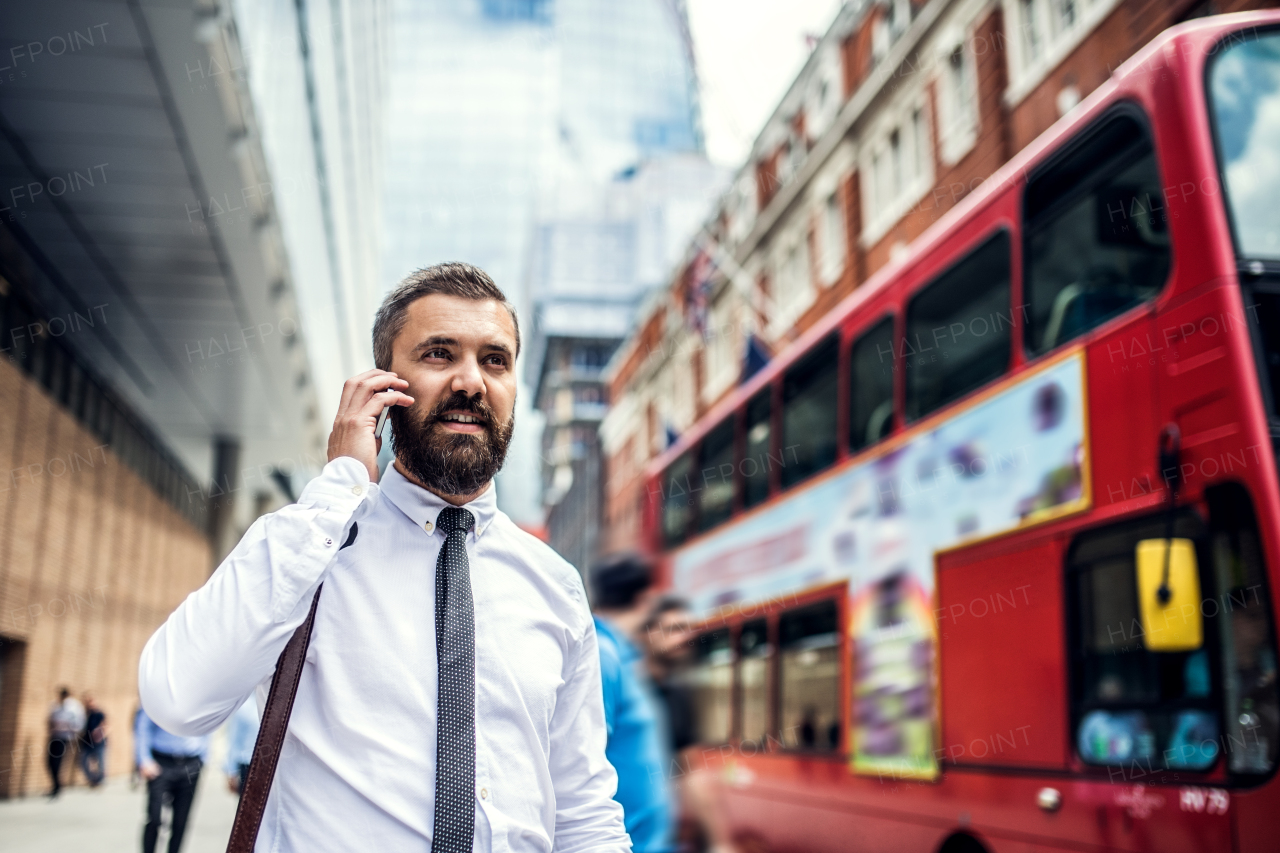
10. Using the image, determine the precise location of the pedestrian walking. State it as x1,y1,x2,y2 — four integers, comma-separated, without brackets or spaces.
46,686,85,798
222,698,258,795
642,597,697,753
641,598,741,853
590,552,676,853
135,706,209,853
138,264,630,852
78,691,109,787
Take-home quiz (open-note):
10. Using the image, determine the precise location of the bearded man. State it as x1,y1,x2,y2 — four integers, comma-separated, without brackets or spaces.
139,263,631,853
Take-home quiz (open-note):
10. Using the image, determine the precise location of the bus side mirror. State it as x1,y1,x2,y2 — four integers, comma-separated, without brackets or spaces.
1135,538,1202,652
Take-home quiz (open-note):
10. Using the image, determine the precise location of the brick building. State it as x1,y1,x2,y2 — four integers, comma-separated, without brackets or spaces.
0,298,210,797
599,0,1276,553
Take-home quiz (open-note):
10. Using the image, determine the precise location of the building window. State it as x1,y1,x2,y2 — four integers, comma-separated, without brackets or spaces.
703,296,739,403
1020,0,1041,63
818,191,846,285
769,235,814,338
937,40,978,165
1006,0,1122,104
861,90,934,245
729,175,758,245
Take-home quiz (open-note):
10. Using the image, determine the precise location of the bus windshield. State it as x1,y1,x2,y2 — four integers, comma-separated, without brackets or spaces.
1209,30,1280,261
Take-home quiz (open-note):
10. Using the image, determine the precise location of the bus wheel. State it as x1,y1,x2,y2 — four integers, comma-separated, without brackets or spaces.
937,832,989,853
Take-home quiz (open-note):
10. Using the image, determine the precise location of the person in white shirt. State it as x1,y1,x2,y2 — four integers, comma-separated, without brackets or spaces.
139,263,631,853
46,686,85,798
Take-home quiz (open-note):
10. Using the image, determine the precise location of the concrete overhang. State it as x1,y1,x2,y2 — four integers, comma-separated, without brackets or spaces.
0,1,323,509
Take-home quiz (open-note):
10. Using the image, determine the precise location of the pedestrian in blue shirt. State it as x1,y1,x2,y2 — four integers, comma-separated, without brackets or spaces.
589,552,675,853
222,698,259,795
135,707,209,853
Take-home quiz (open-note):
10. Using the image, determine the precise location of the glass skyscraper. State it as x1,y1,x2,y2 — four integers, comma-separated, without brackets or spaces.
383,0,723,541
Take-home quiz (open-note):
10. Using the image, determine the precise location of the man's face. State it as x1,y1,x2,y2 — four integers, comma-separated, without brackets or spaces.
648,609,694,663
387,294,519,498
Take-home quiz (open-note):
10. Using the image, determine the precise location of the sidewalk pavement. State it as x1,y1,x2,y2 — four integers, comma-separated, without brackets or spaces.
0,771,238,853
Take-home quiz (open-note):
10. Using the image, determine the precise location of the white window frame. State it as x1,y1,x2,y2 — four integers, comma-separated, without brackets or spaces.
670,353,695,434
702,294,740,405
935,30,980,166
859,86,934,246
806,45,843,142
1003,0,1122,106
767,229,815,339
818,189,846,286
728,171,758,245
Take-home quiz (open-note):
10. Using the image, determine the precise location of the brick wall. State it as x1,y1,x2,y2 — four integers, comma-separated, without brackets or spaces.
0,356,210,797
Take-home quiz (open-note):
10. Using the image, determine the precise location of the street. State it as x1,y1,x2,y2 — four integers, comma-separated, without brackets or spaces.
0,771,237,853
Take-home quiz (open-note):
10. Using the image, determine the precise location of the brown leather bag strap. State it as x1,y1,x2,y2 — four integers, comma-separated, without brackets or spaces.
225,522,357,853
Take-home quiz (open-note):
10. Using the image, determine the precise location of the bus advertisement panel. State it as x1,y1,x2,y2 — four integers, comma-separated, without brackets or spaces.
671,351,1089,779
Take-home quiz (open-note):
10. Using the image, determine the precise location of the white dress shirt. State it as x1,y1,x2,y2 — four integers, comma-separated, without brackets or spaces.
139,457,630,853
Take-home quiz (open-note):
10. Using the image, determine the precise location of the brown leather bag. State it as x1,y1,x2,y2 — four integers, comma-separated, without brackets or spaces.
224,523,356,853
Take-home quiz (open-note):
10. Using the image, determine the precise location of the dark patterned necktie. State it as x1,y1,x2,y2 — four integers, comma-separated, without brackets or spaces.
433,506,476,853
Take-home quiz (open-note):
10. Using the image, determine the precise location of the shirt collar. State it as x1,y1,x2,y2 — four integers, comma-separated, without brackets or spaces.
379,463,500,540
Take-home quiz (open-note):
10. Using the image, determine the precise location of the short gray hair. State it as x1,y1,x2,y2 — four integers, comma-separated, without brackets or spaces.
373,263,520,370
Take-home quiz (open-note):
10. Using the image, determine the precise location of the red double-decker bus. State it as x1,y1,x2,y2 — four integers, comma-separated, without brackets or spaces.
644,12,1280,853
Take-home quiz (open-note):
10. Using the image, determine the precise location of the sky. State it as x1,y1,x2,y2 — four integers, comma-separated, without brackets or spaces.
687,0,845,167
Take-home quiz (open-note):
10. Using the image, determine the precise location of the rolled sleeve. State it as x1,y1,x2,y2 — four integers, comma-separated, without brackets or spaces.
138,457,374,737
269,456,371,621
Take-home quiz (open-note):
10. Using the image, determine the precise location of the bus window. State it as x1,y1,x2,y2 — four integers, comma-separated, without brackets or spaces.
1069,507,1231,773
779,600,841,751
1205,484,1279,776
698,417,736,533
1208,29,1280,262
905,231,1012,421
739,619,772,748
687,628,733,745
743,388,772,509
849,316,895,453
781,334,839,488
662,451,695,548
1024,111,1170,356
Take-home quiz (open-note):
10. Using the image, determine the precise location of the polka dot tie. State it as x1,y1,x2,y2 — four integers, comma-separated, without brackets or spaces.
433,507,476,853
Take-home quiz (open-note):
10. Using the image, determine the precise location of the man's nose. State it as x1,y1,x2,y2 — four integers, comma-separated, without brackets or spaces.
449,355,486,399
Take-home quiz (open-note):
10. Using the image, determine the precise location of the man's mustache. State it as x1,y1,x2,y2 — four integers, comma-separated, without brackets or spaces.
423,392,496,430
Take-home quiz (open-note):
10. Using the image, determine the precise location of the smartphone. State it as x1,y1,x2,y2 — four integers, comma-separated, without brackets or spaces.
375,401,392,439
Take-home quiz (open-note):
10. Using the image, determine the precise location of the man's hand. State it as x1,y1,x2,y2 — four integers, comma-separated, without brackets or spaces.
327,370,414,482
140,760,161,781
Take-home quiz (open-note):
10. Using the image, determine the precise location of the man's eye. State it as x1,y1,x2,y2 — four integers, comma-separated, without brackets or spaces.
424,349,449,359
484,355,507,367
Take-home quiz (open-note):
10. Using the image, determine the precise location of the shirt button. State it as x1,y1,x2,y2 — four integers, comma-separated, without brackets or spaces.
424,521,434,533
351,485,363,496
323,537,334,547
480,787,488,800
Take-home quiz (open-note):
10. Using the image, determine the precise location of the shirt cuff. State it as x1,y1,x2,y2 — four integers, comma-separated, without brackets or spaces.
298,456,377,513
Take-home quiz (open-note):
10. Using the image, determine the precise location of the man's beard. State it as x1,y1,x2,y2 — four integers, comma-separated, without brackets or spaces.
390,390,515,497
